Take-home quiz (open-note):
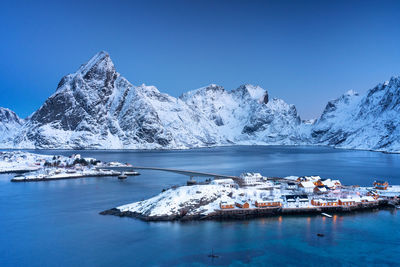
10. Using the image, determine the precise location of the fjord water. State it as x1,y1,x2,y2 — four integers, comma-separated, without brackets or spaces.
1,146,400,266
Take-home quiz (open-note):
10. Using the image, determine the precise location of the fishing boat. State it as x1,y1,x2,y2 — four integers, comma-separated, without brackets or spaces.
208,249,219,258
118,173,128,179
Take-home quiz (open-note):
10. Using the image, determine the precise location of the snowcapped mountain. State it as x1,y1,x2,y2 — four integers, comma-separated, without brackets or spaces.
180,83,302,145
3,51,303,149
0,107,24,145
11,52,226,149
311,77,400,152
1,51,399,152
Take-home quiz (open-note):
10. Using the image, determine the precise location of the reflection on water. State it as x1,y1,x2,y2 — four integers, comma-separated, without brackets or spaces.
1,146,400,266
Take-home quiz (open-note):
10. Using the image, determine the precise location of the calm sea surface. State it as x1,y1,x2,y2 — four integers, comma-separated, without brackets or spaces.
1,146,400,266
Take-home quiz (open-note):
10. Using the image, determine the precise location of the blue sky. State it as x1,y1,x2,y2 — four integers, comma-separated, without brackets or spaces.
1,0,399,119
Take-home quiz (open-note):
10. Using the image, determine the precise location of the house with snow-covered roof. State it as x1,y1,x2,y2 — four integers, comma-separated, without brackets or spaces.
299,181,315,193
239,172,263,186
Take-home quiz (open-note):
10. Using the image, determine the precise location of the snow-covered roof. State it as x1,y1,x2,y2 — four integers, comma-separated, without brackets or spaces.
300,181,315,188
315,186,327,192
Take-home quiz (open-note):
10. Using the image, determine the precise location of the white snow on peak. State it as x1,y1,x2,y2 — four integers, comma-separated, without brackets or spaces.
77,50,113,76
242,84,266,101
2,51,400,153
345,89,358,96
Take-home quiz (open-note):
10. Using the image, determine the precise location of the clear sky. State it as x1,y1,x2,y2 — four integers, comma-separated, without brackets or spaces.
1,0,400,119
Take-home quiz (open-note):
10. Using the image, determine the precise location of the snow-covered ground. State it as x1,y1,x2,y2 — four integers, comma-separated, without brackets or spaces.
116,175,396,220
0,151,55,173
0,151,129,181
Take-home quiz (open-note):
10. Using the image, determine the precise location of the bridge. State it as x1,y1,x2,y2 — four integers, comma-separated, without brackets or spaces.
98,166,240,180
98,165,296,183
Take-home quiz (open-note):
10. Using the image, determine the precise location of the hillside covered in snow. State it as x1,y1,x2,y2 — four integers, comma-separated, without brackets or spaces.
0,51,399,152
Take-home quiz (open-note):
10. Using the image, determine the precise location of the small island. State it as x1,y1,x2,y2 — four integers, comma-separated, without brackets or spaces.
101,173,400,221
0,151,137,181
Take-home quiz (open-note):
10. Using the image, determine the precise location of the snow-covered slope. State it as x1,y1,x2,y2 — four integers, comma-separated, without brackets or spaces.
8,51,302,149
180,83,302,145
11,52,225,149
0,107,24,145
312,77,400,152
2,51,400,152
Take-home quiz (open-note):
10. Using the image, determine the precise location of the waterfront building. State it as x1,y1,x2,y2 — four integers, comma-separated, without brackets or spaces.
235,200,250,208
220,201,235,209
255,199,281,207
338,198,356,206
284,195,309,208
311,198,338,206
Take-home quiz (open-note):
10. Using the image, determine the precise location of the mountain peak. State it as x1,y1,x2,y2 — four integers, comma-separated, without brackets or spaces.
0,107,23,124
233,84,268,104
77,51,114,77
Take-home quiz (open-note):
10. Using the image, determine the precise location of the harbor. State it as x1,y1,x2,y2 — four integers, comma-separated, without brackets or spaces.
102,169,400,221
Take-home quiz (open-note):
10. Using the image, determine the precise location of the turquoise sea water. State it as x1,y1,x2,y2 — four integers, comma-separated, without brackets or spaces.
1,146,399,266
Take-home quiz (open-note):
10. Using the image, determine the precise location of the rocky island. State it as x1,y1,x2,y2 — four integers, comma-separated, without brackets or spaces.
0,151,135,181
101,173,400,221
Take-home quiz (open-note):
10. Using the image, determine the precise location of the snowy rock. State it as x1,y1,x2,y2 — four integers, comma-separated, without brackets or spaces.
0,107,24,145
6,52,302,149
311,77,400,152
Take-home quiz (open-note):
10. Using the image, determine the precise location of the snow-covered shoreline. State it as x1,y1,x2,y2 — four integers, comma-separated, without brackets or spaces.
102,175,400,221
0,151,133,181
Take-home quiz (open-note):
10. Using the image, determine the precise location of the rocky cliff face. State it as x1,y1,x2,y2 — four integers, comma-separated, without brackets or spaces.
5,51,303,149
12,52,225,149
0,107,24,145
312,77,400,152
1,51,399,152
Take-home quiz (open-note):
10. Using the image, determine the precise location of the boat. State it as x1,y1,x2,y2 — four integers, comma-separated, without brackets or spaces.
321,213,332,218
118,173,128,179
208,249,219,258
317,233,325,237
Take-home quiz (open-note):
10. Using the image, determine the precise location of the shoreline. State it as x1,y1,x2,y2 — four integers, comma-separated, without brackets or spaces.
100,200,395,222
10,172,121,182
1,144,399,154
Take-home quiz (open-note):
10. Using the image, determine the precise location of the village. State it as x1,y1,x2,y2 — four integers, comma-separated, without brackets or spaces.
1,151,399,221
110,172,400,221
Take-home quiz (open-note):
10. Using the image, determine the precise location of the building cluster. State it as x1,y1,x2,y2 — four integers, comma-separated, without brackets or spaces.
218,173,389,210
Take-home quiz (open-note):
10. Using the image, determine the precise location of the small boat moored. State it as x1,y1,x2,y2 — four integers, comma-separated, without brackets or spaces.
321,213,332,218
118,173,128,179
317,233,325,237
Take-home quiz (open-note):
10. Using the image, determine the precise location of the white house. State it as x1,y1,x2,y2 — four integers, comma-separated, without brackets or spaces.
299,181,315,193
286,182,297,190
239,173,263,186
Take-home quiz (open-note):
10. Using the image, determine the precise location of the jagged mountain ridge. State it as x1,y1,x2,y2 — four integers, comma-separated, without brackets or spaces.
8,51,301,149
1,51,399,152
312,77,400,152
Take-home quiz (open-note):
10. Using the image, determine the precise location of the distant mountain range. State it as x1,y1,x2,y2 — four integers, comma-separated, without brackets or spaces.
1,51,399,153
